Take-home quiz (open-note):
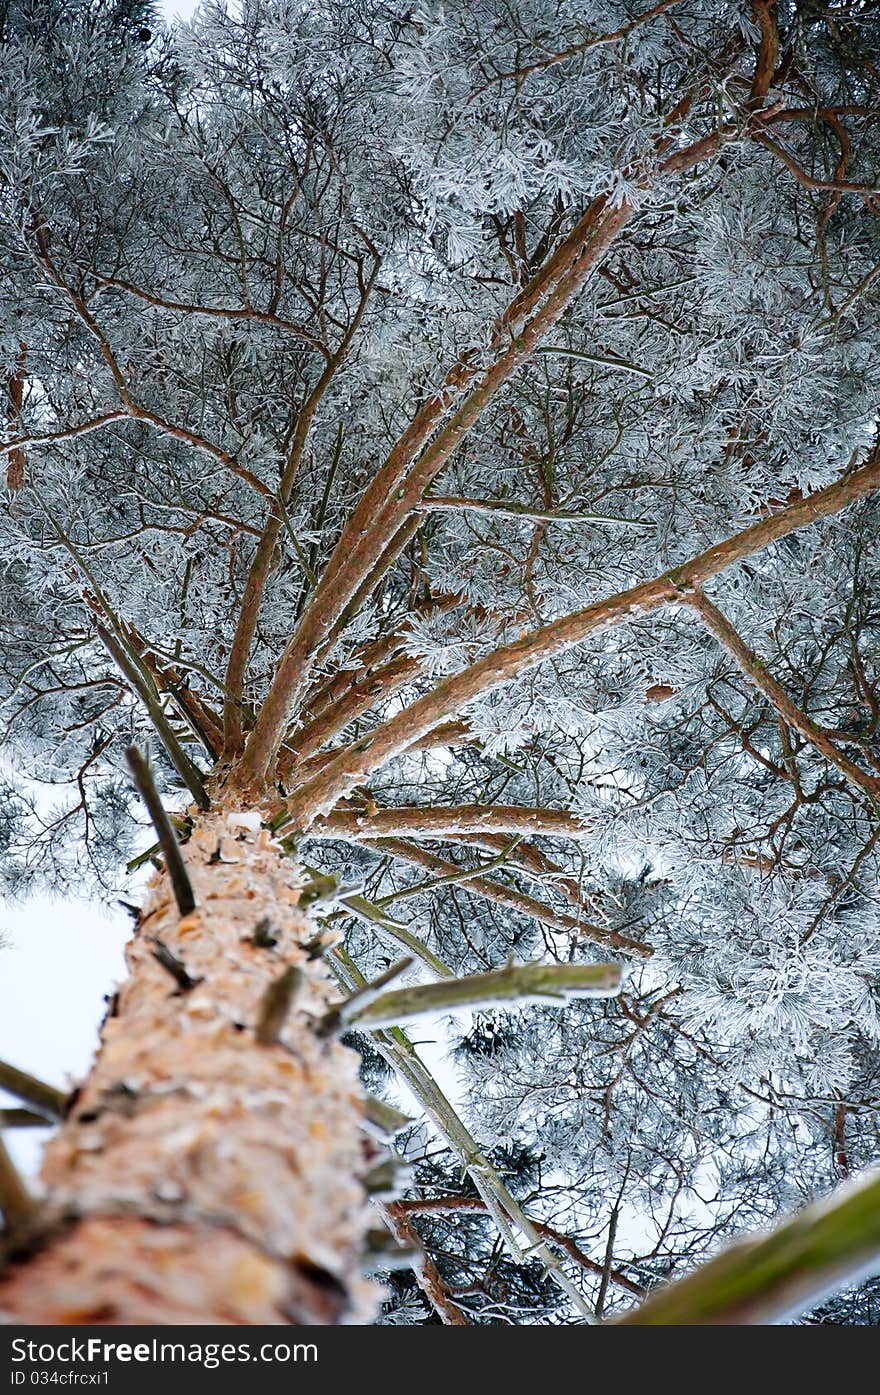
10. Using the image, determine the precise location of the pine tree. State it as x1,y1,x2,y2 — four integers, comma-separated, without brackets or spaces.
1,0,880,1324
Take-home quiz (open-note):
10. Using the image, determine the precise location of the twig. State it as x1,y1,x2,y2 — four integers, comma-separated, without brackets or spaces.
125,746,196,916
255,966,302,1044
151,938,200,992
416,495,651,524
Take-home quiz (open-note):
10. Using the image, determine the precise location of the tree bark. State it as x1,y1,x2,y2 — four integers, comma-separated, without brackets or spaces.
0,811,379,1325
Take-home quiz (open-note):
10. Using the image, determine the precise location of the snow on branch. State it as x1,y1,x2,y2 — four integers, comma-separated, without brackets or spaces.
294,803,596,841
281,450,880,825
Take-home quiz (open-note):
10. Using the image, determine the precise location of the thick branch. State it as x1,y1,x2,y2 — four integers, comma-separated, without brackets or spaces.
452,831,593,912
0,1109,56,1129
236,193,636,786
748,0,779,106
4,342,27,490
288,653,423,767
238,116,755,790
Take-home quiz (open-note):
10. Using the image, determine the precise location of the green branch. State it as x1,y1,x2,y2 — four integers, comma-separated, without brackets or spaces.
299,862,453,980
345,959,622,1030
331,946,597,1321
101,625,210,811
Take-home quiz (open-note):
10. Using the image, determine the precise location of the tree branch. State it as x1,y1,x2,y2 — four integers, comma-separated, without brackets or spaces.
341,960,621,1031
389,1197,646,1298
0,1061,66,1121
281,451,880,824
748,0,780,107
124,747,197,917
298,804,596,841
221,261,379,756
330,947,596,1319
362,837,649,957
687,589,880,806
98,625,210,811
379,1205,471,1324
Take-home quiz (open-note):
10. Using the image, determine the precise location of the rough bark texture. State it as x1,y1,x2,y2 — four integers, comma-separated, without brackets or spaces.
0,811,379,1325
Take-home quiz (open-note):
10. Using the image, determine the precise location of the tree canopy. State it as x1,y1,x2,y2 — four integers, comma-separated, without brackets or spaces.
2,0,880,1323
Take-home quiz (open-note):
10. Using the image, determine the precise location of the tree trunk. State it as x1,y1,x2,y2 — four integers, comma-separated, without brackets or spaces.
0,811,379,1325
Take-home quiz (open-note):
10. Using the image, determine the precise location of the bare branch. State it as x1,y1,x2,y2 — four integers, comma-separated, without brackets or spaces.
99,624,210,811
222,260,380,756
390,1197,646,1298
378,1205,471,1324
363,837,649,957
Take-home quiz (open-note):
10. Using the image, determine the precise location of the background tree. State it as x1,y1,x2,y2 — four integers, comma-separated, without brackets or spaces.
1,0,880,1324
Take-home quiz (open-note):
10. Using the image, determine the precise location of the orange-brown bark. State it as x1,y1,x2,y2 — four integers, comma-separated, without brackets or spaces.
0,812,379,1325
5,345,27,491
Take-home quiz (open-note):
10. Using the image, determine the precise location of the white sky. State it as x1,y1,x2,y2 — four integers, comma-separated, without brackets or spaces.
0,897,130,1180
158,0,202,22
